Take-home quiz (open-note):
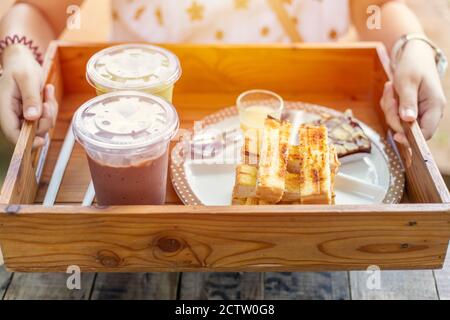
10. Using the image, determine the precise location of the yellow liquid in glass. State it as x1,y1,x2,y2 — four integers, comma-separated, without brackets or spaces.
239,105,280,132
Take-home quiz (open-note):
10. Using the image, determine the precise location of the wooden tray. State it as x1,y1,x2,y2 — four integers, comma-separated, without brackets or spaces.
0,41,449,273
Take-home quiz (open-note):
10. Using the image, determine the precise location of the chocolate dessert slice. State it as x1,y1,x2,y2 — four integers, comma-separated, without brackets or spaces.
314,110,371,158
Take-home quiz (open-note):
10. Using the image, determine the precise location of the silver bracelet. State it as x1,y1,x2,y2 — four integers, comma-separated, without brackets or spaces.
390,33,448,78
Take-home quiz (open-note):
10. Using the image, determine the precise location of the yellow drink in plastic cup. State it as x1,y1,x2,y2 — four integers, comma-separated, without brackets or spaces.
86,44,182,102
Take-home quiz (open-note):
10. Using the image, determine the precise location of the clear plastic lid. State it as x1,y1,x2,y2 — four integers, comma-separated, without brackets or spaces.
73,91,179,151
86,44,182,92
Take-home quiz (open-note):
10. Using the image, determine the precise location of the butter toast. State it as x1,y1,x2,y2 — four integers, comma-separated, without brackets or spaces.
299,126,333,205
241,129,260,166
233,164,258,198
255,119,291,203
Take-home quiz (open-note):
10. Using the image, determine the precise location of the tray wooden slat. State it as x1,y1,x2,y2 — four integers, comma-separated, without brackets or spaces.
0,205,449,272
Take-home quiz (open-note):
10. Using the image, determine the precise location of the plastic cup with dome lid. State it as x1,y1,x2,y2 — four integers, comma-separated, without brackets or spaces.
86,44,182,102
72,91,179,205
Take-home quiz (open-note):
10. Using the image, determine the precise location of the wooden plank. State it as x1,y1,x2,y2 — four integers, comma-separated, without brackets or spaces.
264,272,350,300
0,266,13,299
0,204,449,272
179,273,263,300
349,270,438,300
36,142,91,204
0,121,38,205
3,272,95,300
0,42,63,206
90,273,179,300
402,121,450,203
433,245,450,300
0,134,14,185
57,43,380,96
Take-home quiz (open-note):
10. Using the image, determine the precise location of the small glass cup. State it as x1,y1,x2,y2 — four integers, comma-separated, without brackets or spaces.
86,44,182,102
236,90,284,133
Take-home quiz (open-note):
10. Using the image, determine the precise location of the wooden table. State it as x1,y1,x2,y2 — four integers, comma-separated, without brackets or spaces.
1,255,449,299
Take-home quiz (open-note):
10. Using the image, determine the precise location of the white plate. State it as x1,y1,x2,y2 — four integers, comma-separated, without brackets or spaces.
171,102,405,205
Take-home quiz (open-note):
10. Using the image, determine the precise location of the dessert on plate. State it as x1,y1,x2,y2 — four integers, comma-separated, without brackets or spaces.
313,110,371,159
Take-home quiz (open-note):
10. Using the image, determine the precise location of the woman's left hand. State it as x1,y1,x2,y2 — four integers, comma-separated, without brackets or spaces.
380,40,447,145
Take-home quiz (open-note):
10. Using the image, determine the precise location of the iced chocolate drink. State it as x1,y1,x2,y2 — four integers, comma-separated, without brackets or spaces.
72,91,179,206
87,151,169,205
86,44,182,102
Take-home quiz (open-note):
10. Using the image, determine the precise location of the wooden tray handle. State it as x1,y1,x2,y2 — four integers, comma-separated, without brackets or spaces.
0,121,38,205
0,42,60,205
401,118,450,203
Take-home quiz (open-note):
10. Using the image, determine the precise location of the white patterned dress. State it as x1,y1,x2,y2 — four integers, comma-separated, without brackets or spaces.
111,0,350,43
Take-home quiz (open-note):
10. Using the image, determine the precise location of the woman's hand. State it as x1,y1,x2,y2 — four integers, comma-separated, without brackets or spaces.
381,40,447,145
0,44,58,148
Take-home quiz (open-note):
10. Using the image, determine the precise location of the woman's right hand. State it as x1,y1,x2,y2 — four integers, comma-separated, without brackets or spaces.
0,44,58,147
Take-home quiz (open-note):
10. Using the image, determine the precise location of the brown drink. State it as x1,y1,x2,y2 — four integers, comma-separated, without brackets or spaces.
87,150,169,205
72,91,179,205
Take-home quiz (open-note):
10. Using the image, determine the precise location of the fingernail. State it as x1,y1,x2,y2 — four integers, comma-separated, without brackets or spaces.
26,107,39,118
401,108,417,120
